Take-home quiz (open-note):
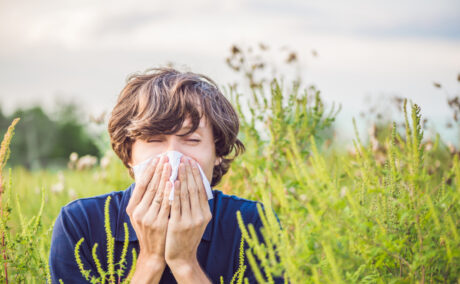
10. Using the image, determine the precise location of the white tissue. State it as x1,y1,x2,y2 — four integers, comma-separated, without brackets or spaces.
132,150,214,201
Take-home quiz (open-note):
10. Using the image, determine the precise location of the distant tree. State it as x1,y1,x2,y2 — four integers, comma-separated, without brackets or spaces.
0,102,100,170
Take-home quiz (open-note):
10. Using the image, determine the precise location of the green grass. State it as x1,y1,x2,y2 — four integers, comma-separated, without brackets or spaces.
0,79,459,283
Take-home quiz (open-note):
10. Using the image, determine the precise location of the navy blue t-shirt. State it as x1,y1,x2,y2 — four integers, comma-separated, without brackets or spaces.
49,182,283,283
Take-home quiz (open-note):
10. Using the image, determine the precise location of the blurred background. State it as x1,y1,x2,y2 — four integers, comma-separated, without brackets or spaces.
0,0,459,170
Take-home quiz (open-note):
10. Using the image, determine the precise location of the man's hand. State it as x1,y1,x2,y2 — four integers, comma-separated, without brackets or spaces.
126,155,172,284
165,156,212,283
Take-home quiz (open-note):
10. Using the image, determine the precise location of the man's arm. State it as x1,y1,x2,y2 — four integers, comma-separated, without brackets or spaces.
165,157,212,284
130,254,166,284
126,155,172,283
167,259,211,284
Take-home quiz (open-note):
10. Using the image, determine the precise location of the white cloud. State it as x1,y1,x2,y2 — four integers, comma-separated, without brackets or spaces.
0,0,459,143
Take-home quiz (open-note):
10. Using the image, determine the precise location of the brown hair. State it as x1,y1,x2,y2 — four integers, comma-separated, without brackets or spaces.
107,67,245,187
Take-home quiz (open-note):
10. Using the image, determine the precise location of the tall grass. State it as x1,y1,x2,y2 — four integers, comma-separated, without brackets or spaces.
227,80,460,282
0,75,459,283
0,118,51,282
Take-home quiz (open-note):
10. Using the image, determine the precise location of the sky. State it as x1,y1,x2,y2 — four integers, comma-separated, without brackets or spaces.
0,0,459,143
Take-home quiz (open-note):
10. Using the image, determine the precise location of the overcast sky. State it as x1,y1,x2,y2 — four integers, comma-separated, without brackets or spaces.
0,0,459,142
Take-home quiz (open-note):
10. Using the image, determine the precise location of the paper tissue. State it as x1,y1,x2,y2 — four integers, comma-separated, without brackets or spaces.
132,150,214,201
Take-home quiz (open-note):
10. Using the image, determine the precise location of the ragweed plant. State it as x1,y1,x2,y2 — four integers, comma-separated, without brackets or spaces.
0,118,52,282
74,196,136,284
232,98,460,283
220,236,248,284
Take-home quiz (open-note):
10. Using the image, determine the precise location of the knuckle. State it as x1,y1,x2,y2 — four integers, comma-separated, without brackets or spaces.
147,185,156,193
154,196,162,204
132,210,143,221
158,161,166,172
141,216,156,227
140,218,150,227
157,219,167,228
195,216,204,225
152,174,161,185
131,208,144,222
126,205,133,215
152,171,161,182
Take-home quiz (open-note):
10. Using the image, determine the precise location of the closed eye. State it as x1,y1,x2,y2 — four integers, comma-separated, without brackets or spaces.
147,139,201,143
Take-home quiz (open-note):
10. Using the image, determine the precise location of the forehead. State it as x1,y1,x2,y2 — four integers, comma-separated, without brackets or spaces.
182,117,206,128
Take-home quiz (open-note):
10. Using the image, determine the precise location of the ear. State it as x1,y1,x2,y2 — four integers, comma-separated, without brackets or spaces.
127,157,133,168
214,157,222,166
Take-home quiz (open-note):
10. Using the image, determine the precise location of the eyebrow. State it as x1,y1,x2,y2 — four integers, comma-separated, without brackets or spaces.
177,124,203,135
149,124,203,138
181,124,202,131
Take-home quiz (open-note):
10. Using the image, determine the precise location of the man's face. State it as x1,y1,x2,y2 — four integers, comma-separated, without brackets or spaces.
129,116,221,183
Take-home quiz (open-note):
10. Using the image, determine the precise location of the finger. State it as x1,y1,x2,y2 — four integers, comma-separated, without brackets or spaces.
170,180,181,220
179,161,191,218
148,159,171,216
185,158,201,216
191,159,209,209
127,157,159,211
157,181,172,220
138,155,168,211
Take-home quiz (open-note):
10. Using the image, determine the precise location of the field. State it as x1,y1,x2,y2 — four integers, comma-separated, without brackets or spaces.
0,75,459,283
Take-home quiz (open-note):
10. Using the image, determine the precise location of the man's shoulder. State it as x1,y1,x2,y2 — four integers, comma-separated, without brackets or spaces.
59,184,132,220
212,190,263,224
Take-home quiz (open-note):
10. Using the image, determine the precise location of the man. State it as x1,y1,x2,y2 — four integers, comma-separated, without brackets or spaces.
49,67,282,283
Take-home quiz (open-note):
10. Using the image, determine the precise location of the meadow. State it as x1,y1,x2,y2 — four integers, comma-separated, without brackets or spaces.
0,52,459,283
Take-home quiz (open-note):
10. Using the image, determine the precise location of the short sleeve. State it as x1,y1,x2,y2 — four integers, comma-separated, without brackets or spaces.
240,206,285,284
49,206,97,283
